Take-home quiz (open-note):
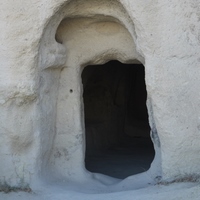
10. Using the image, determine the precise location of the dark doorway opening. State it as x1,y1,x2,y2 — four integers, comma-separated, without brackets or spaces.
82,60,154,179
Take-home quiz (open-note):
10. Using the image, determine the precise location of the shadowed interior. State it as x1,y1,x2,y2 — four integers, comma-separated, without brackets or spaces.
82,60,154,179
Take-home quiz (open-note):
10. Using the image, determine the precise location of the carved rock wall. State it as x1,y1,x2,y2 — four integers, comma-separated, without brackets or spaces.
0,0,200,190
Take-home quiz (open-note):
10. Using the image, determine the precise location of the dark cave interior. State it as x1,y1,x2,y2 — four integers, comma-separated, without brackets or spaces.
82,60,154,179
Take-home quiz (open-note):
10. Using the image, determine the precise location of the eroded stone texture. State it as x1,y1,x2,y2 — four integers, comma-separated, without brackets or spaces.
0,0,200,192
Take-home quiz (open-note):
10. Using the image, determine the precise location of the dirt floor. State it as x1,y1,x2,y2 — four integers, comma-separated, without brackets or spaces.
1,181,199,200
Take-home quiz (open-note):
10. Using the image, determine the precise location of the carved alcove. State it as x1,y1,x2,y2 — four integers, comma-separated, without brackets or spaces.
38,0,161,191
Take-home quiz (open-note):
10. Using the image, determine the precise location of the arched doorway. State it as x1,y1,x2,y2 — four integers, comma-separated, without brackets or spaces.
38,0,161,188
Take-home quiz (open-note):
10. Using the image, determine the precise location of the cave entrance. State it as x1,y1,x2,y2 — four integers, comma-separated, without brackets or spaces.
82,60,154,179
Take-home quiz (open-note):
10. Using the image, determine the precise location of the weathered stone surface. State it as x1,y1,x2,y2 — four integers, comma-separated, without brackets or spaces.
0,0,200,195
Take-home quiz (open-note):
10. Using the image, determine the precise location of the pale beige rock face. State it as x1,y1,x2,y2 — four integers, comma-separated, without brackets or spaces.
0,0,200,193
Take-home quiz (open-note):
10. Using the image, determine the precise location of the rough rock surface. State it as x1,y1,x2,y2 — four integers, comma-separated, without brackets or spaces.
0,0,200,198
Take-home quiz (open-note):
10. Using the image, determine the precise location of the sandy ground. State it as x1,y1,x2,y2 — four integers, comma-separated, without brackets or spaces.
1,181,200,200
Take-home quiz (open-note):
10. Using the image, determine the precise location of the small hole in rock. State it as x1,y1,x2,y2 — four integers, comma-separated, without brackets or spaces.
70,89,73,93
